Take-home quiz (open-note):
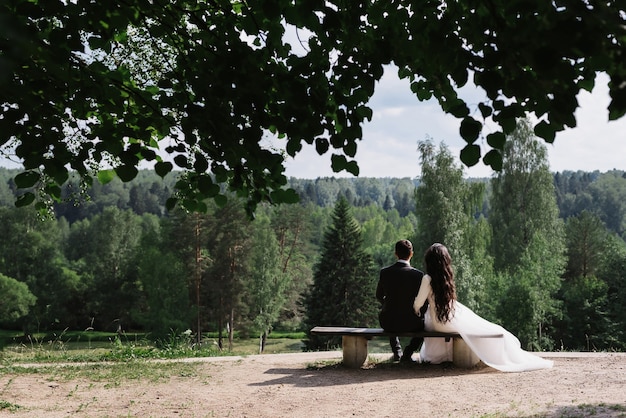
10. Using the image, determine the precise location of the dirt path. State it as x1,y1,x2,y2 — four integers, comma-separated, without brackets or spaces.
1,352,625,417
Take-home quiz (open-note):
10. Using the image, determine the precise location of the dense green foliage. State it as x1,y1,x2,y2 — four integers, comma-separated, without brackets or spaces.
489,121,566,349
2,159,626,351
414,140,492,310
302,198,378,350
2,1,626,215
0,273,36,323
4,1,626,355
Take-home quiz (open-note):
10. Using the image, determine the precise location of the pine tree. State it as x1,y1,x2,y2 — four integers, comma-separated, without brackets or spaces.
564,210,608,280
205,199,251,350
161,209,212,344
302,197,378,350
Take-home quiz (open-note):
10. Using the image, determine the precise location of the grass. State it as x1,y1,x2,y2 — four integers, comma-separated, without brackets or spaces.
0,329,398,361
0,328,312,366
0,328,402,387
474,402,626,418
573,403,626,417
12,361,200,382
0,400,22,412
0,329,310,386
0,329,409,377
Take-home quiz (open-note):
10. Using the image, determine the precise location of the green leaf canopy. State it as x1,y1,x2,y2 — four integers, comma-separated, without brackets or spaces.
2,1,625,215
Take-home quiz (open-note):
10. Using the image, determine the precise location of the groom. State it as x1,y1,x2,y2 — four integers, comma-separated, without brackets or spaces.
376,239,426,362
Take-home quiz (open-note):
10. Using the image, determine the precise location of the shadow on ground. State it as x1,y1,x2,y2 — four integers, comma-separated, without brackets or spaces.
249,359,496,388
539,403,626,418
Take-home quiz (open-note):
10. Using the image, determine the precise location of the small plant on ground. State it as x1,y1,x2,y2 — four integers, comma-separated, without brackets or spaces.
0,400,22,412
306,359,343,370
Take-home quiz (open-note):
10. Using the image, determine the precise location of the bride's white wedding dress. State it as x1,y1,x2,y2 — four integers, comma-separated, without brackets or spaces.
413,275,553,372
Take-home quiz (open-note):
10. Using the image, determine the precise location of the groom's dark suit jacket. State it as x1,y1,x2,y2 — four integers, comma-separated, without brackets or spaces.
376,261,426,332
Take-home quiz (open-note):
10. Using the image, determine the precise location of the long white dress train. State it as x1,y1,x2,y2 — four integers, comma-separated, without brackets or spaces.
413,275,553,372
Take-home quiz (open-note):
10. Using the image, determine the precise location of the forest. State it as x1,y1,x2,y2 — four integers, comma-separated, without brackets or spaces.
1,124,626,354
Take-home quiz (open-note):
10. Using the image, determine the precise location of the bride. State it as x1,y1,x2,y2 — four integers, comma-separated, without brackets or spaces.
413,243,553,372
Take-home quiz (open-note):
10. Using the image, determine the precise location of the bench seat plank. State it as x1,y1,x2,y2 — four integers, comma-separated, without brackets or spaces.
311,326,459,338
310,326,502,339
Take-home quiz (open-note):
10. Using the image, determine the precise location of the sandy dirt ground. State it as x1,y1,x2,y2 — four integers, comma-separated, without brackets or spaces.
1,351,625,418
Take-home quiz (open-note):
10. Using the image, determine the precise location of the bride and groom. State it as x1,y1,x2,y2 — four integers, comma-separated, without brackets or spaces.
376,240,553,372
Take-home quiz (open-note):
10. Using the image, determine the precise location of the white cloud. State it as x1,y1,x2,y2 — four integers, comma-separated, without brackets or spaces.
284,67,492,179
548,73,626,173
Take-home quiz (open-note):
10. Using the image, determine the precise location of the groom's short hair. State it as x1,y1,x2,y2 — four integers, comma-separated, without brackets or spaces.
395,240,413,259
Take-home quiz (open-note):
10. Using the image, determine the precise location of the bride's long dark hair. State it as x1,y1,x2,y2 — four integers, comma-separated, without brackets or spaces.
424,243,456,323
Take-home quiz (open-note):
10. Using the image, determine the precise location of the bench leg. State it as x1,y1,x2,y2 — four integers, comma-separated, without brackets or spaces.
342,335,368,368
452,337,480,368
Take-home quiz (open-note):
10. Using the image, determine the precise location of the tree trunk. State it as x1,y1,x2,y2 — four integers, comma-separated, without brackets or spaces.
228,308,234,351
261,330,268,353
195,215,202,345
217,296,224,350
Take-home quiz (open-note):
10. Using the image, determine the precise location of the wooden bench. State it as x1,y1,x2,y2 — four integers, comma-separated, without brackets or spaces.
310,326,502,369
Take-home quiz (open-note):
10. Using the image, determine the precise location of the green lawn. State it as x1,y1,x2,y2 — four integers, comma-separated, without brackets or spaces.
0,329,404,364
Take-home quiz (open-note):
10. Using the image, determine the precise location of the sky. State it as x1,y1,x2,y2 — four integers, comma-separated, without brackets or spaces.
281,69,626,179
